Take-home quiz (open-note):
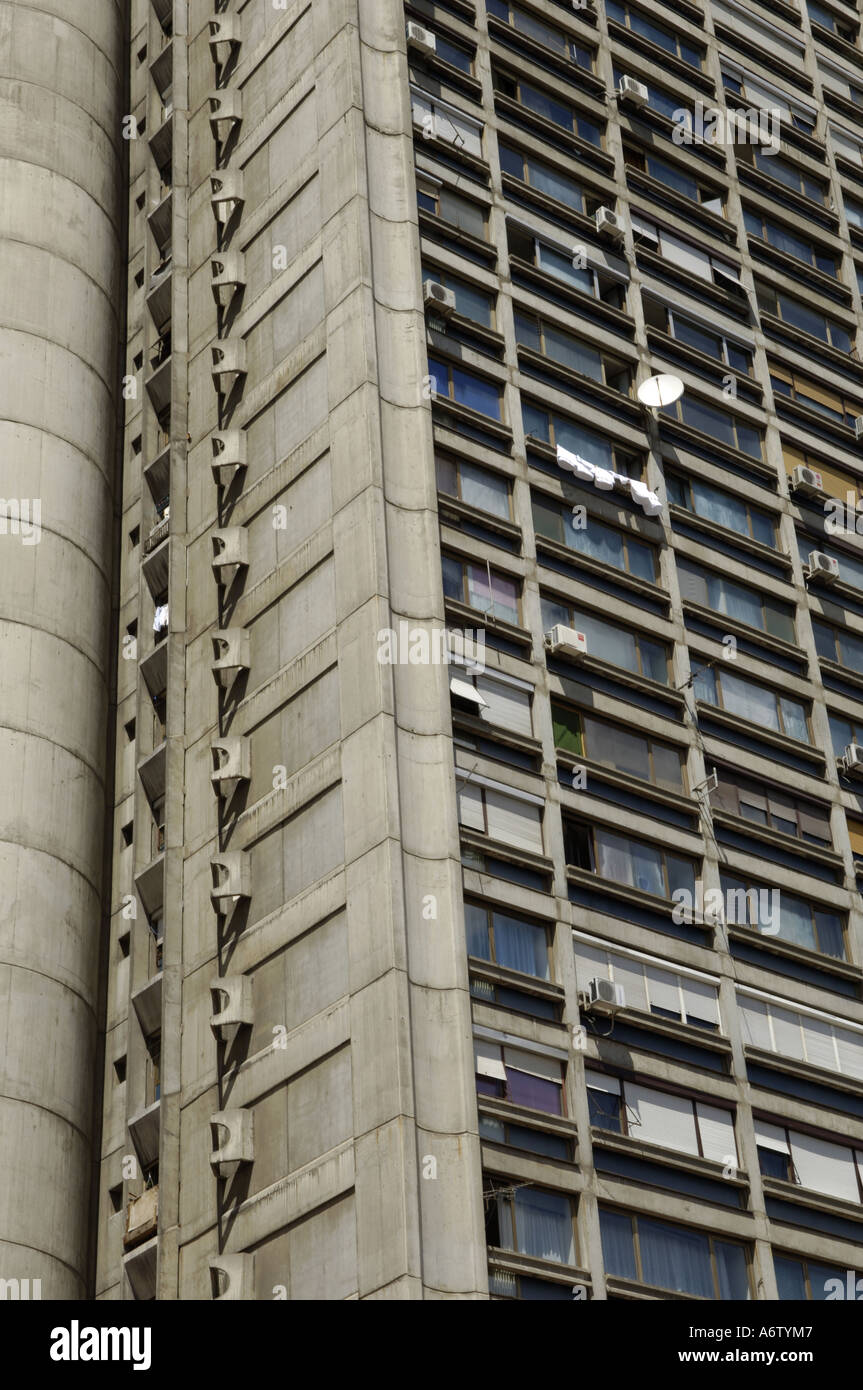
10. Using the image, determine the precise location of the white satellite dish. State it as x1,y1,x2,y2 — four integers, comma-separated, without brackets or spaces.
637,373,684,409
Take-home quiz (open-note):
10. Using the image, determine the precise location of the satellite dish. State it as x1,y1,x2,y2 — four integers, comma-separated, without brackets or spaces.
637,373,684,409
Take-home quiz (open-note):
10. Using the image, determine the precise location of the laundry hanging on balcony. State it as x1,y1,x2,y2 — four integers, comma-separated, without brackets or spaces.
153,604,169,634
556,445,662,517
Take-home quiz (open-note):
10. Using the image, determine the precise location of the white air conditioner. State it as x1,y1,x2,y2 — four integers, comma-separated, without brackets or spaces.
854,415,863,442
588,978,625,1011
596,206,625,243
406,21,436,55
790,464,824,497
618,75,648,107
807,550,839,583
423,280,456,318
544,624,588,658
842,743,863,776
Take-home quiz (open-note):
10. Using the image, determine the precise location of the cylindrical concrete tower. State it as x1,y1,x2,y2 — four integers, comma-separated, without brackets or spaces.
0,0,125,1298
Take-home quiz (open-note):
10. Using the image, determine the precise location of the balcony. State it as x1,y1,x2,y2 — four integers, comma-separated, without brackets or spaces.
148,108,173,176
144,332,172,414
145,505,170,554
128,1100,161,1172
123,1186,158,1252
146,257,172,331
147,188,173,257
132,972,163,1040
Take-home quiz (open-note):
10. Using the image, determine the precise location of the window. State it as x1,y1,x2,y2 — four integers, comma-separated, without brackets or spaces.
775,1254,860,1301
574,936,721,1030
624,146,722,211
606,0,703,67
720,871,845,957
785,443,863,508
487,0,594,68
756,283,853,353
551,702,686,791
508,226,626,307
693,665,809,742
466,901,550,978
492,70,602,146
523,401,642,478
612,66,693,124
475,1040,564,1114
665,472,774,546
457,775,543,853
436,455,511,519
738,145,827,203
486,1182,576,1264
846,197,863,230
416,177,487,240
498,142,588,214
443,554,519,623
813,618,863,675
677,558,795,642
453,668,533,736
564,820,696,900
633,215,741,289
515,312,631,391
434,33,474,73
410,88,483,157
586,1071,737,1164
797,532,863,592
644,297,754,376
542,596,669,682
532,495,657,581
772,368,860,429
600,1208,750,1298
754,1120,863,1204
663,394,763,459
428,355,502,419
808,1,855,38
739,993,863,1081
722,66,817,137
422,265,495,327
744,210,837,277
709,768,831,844
830,711,863,758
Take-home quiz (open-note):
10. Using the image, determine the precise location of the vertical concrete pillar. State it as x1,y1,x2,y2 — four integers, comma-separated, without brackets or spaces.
0,0,125,1298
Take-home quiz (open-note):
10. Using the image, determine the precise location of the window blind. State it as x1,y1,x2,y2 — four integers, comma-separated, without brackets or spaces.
697,1103,737,1164
626,1083,699,1155
476,674,533,736
485,789,543,853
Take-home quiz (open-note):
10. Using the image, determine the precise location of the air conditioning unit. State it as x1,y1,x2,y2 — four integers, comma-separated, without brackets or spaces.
854,415,863,442
595,206,625,243
544,624,588,658
842,743,863,777
618,75,648,108
790,464,824,497
807,550,840,583
588,978,625,1011
406,21,436,55
423,280,456,318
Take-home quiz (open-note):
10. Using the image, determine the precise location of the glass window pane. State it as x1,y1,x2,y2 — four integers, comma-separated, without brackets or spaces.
498,142,524,179
775,1256,807,1300
715,1241,750,1299
507,1068,561,1114
599,1208,636,1279
639,637,668,683
451,365,500,418
442,555,463,602
538,244,594,294
627,538,655,582
493,912,549,978
639,1218,714,1297
814,910,845,959
465,902,490,959
514,1187,573,1263
460,461,509,518
652,741,683,791
721,671,779,730
779,696,808,742
528,158,582,211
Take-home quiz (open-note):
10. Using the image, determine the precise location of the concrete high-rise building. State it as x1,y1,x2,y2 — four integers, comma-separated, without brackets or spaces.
3,0,863,1302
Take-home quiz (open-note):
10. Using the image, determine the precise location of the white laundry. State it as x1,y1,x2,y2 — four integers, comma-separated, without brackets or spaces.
153,604,169,632
592,466,615,490
629,478,664,516
556,445,595,481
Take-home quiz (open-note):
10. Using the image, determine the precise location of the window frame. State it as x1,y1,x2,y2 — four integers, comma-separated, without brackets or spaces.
600,1207,752,1299
564,817,699,901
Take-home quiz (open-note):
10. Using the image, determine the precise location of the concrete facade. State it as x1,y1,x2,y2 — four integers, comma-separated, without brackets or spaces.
4,0,863,1302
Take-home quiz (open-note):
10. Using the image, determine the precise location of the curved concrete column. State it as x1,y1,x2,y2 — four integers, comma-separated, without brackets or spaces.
0,0,124,1298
